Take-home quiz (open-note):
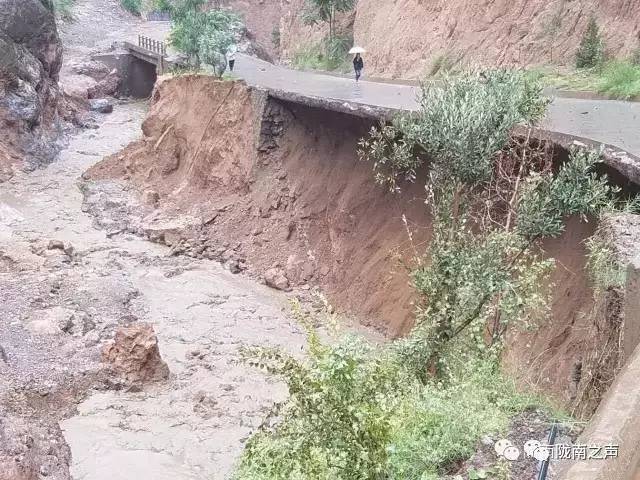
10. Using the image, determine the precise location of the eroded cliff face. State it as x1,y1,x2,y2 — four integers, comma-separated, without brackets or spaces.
85,76,620,412
353,0,640,79
0,0,67,181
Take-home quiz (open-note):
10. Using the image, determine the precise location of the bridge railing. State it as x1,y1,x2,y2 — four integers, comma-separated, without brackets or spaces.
138,35,167,56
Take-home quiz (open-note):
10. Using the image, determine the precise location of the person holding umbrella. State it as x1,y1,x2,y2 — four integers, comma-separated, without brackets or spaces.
349,46,366,82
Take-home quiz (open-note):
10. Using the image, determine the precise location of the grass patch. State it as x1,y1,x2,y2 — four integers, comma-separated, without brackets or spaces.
292,36,352,73
598,61,640,100
120,0,142,15
529,60,640,100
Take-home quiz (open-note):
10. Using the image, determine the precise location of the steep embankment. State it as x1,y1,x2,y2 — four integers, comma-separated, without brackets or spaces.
85,76,620,411
0,0,72,182
275,0,640,78
355,0,640,78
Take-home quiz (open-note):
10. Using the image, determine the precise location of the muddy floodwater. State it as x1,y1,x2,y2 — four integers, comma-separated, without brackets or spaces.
1,101,308,479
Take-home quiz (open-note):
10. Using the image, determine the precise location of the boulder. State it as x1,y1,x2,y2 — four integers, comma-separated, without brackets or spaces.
88,98,113,114
69,60,110,80
264,267,290,291
87,69,121,99
102,323,170,385
47,239,64,250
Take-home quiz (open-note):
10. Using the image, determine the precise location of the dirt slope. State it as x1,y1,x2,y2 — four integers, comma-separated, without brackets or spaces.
85,76,618,410
274,0,640,78
354,0,640,79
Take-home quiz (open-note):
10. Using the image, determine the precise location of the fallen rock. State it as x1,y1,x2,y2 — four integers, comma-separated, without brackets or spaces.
47,239,64,250
102,323,170,385
87,69,121,99
69,60,109,79
264,267,290,291
88,98,113,114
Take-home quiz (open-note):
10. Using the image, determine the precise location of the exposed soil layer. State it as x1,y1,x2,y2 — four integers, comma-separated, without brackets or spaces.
84,75,620,411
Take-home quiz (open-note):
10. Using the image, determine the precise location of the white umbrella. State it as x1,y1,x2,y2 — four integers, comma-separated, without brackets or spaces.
349,46,366,54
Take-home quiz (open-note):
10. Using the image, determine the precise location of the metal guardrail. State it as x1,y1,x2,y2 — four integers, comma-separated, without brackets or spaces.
137,35,167,56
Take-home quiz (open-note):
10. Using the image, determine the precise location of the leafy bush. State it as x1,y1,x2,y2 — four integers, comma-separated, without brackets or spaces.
120,0,142,15
234,301,539,480
198,10,239,76
53,0,75,20
359,69,619,375
168,0,240,71
632,45,640,66
597,60,640,100
292,35,351,72
360,70,549,189
152,0,172,10
576,17,605,69
585,233,626,292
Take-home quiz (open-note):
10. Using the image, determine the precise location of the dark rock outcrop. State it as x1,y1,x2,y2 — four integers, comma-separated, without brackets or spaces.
0,0,64,179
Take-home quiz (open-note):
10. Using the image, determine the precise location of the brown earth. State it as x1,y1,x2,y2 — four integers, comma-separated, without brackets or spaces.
354,0,640,79
214,0,283,61
84,75,619,411
268,0,640,78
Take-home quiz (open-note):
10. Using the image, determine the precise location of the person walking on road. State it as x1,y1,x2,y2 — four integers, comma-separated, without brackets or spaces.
353,53,364,82
227,46,237,72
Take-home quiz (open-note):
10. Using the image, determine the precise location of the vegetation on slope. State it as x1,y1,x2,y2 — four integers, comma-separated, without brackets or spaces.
120,0,142,15
532,18,640,99
166,0,241,76
233,70,628,479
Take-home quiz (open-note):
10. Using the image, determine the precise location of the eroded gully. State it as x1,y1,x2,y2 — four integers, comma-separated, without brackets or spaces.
1,101,308,479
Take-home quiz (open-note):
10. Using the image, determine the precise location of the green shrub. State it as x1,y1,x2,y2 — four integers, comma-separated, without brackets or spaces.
168,1,240,69
52,0,75,20
576,17,605,69
632,46,640,66
597,60,640,100
585,234,626,292
152,0,172,10
292,35,351,72
359,69,620,377
271,27,280,49
234,301,540,480
120,0,142,15
360,70,549,189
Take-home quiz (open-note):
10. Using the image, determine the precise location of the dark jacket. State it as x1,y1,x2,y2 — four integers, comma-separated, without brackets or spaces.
353,56,364,70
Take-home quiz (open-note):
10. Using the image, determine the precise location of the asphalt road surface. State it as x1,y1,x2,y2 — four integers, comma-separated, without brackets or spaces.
232,54,640,157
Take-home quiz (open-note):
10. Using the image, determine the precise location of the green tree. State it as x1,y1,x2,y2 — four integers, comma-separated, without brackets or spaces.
168,0,239,69
359,70,617,375
576,17,605,68
302,0,355,40
198,10,238,76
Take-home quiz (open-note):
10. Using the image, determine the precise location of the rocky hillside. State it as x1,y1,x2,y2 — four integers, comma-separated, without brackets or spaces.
272,0,640,78
0,0,66,181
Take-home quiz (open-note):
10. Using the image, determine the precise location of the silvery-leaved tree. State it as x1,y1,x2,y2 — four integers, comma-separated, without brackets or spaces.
359,70,620,378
